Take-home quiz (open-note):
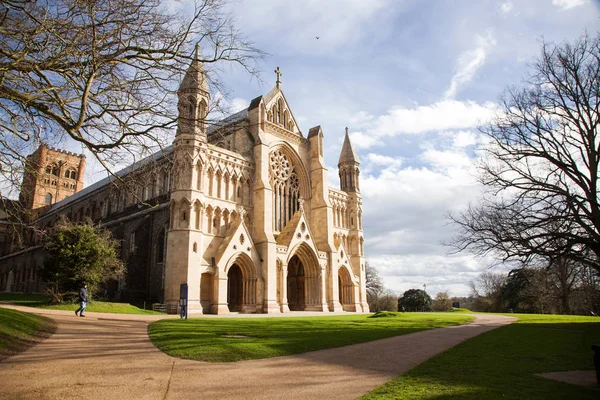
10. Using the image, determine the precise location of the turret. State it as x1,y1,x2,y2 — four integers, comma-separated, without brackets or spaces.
176,44,210,139
338,128,360,193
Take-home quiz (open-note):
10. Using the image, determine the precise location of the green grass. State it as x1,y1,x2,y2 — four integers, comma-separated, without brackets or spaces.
0,308,56,361
448,307,472,313
0,293,163,315
0,293,50,304
361,314,600,399
149,313,473,362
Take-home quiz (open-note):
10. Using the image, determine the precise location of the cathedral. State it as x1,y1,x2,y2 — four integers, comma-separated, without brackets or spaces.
0,54,368,314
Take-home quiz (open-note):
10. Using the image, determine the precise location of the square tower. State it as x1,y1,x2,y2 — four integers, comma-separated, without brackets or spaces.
19,144,86,211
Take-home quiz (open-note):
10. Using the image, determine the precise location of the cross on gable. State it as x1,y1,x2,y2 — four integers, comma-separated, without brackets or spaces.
274,66,282,88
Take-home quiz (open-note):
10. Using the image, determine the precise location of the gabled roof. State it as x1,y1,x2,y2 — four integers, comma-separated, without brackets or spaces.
276,208,320,259
262,86,303,137
214,216,261,270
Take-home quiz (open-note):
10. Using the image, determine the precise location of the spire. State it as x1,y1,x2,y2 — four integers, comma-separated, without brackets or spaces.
179,43,209,95
338,127,359,166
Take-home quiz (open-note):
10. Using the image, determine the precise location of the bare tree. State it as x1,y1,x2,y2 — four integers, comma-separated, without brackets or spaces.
365,261,384,310
469,271,507,312
0,0,264,199
449,32,600,274
432,290,451,311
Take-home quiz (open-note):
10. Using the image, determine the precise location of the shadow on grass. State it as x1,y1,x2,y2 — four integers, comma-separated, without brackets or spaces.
361,316,600,400
148,314,473,363
0,308,57,362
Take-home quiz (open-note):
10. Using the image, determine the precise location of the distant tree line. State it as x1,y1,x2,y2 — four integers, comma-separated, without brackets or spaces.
466,262,600,315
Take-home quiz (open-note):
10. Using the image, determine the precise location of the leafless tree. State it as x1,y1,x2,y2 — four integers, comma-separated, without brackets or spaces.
449,32,600,275
469,271,507,312
432,290,451,311
0,0,265,200
365,261,384,310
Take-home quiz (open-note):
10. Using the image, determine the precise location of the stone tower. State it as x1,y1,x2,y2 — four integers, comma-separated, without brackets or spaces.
19,144,86,212
338,129,368,312
164,46,211,313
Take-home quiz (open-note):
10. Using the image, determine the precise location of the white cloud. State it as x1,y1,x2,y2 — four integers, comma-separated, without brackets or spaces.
231,98,249,113
500,1,513,14
349,100,496,149
449,130,478,148
349,131,384,150
552,0,589,10
369,253,495,297
444,31,497,99
366,153,403,170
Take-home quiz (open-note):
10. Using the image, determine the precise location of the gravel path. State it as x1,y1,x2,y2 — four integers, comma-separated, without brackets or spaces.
0,305,515,400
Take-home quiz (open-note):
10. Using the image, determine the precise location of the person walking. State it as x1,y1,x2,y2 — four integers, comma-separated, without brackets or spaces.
75,283,89,317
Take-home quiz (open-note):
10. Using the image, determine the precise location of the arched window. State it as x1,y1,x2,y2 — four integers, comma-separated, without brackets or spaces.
199,99,207,130
187,97,194,119
70,169,77,179
269,149,300,232
44,193,52,205
162,173,169,194
45,165,52,174
277,98,283,124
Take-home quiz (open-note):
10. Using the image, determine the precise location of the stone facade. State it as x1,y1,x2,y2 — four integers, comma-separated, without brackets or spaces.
0,57,368,314
20,144,86,215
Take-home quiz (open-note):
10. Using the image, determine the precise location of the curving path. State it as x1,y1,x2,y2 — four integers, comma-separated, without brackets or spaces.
0,305,515,400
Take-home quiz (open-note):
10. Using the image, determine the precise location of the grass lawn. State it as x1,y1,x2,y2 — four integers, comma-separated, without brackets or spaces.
0,293,163,315
361,313,600,400
148,313,473,362
0,307,56,361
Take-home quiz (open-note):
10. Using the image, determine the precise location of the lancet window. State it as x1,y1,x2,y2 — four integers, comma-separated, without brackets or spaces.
270,150,300,233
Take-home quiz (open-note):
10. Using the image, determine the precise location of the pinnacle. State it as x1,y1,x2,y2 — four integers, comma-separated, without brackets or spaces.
338,128,359,165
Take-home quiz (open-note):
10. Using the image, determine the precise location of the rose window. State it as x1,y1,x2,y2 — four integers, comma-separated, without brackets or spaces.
270,150,291,181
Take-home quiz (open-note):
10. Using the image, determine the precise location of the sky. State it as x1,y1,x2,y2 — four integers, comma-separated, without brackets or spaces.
92,0,600,297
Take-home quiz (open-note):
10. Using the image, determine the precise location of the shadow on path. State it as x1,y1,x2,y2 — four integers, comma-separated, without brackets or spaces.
0,305,515,400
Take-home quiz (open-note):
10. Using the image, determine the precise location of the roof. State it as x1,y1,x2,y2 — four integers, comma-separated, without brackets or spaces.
338,130,359,165
45,145,174,214
206,108,248,135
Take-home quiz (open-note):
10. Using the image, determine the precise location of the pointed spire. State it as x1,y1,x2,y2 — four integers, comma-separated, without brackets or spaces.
179,43,209,95
338,127,359,166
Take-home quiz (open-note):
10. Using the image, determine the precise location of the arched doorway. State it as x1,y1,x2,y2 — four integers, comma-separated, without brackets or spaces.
227,264,243,312
286,243,323,311
287,255,305,311
338,266,355,311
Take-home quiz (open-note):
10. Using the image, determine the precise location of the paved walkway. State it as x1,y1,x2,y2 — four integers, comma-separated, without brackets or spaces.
0,305,516,400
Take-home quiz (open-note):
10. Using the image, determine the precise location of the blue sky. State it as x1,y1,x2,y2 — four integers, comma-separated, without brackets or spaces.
86,0,599,297
208,0,599,297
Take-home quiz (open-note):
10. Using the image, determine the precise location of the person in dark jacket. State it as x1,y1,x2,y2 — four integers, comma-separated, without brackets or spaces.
75,283,89,317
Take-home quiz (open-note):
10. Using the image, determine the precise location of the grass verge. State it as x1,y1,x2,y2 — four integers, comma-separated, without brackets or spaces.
148,313,473,362
0,308,56,362
361,314,600,399
0,293,163,315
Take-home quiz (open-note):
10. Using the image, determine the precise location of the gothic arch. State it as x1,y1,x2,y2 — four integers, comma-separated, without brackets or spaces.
224,252,258,312
286,242,322,311
269,142,310,199
338,264,357,311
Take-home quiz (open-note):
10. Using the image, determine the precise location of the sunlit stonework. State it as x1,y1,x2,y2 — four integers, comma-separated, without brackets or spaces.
1,60,368,315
